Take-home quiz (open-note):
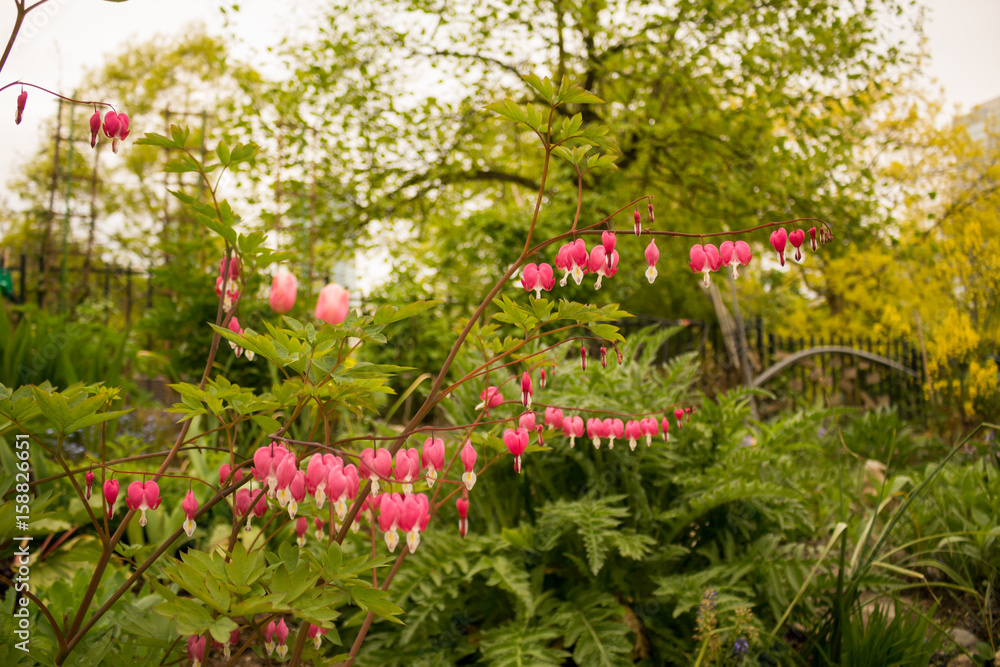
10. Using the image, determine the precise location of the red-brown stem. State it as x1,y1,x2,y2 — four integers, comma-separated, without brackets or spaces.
28,443,236,487
0,2,26,79
342,549,409,667
0,81,118,111
570,165,583,233
61,474,250,658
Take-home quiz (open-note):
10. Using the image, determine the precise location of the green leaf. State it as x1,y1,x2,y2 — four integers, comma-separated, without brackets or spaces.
30,387,73,432
134,132,177,149
550,592,632,667
216,140,231,165
67,409,133,433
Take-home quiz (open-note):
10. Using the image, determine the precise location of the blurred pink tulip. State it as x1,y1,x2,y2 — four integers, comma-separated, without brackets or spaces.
269,271,298,314
315,284,350,325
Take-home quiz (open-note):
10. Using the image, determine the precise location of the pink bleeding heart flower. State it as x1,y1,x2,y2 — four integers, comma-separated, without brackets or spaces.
606,418,624,449
399,493,430,552
661,417,671,442
214,630,242,663
314,517,325,541
719,241,735,276
674,408,685,429
269,270,298,314
85,471,95,500
218,463,243,488
113,112,129,153
625,420,642,451
633,208,642,236
461,441,478,490
789,228,806,261
457,496,470,538
544,406,564,430
378,493,403,551
253,442,290,498
648,202,655,224
562,415,585,448
640,417,659,447
14,90,27,125
315,283,351,325
305,454,329,507
735,240,752,269
689,244,713,287
588,244,619,290
103,479,119,518
540,368,547,389
215,276,241,311
274,454,299,508
89,109,101,147
601,346,608,368
809,226,818,250
296,516,308,547
360,447,393,496
581,346,587,370
720,240,752,279
556,239,589,286
421,437,445,487
327,466,349,521
503,428,530,473
521,372,533,408
586,418,607,449
286,470,306,519
126,480,161,527
182,490,198,537
217,629,239,660
602,231,617,262
308,624,328,650
475,385,504,413
704,244,722,273
520,262,555,299
519,411,536,431
770,228,788,266
644,239,660,283
219,256,241,282
263,620,277,655
226,316,254,361
117,113,129,139
235,487,267,531
275,618,290,659
187,635,207,667
102,110,129,153
102,110,120,138
394,448,421,494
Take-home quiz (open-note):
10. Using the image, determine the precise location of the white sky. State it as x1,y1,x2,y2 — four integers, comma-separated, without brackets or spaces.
1,0,999,210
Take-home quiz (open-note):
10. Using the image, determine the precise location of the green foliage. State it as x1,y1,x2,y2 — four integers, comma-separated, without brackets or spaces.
537,495,652,576
547,591,633,667
0,307,129,391
839,601,945,667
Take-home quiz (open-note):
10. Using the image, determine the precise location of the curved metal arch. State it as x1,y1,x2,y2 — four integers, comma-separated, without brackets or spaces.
751,346,919,388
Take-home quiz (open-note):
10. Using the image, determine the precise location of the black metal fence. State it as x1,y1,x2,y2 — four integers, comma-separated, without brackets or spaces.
620,315,927,420
0,252,153,327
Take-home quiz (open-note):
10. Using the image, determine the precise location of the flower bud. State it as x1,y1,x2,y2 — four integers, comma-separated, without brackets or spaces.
14,90,27,125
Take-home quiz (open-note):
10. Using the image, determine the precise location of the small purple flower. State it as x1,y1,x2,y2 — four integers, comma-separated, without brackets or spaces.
818,426,828,437
733,636,749,657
